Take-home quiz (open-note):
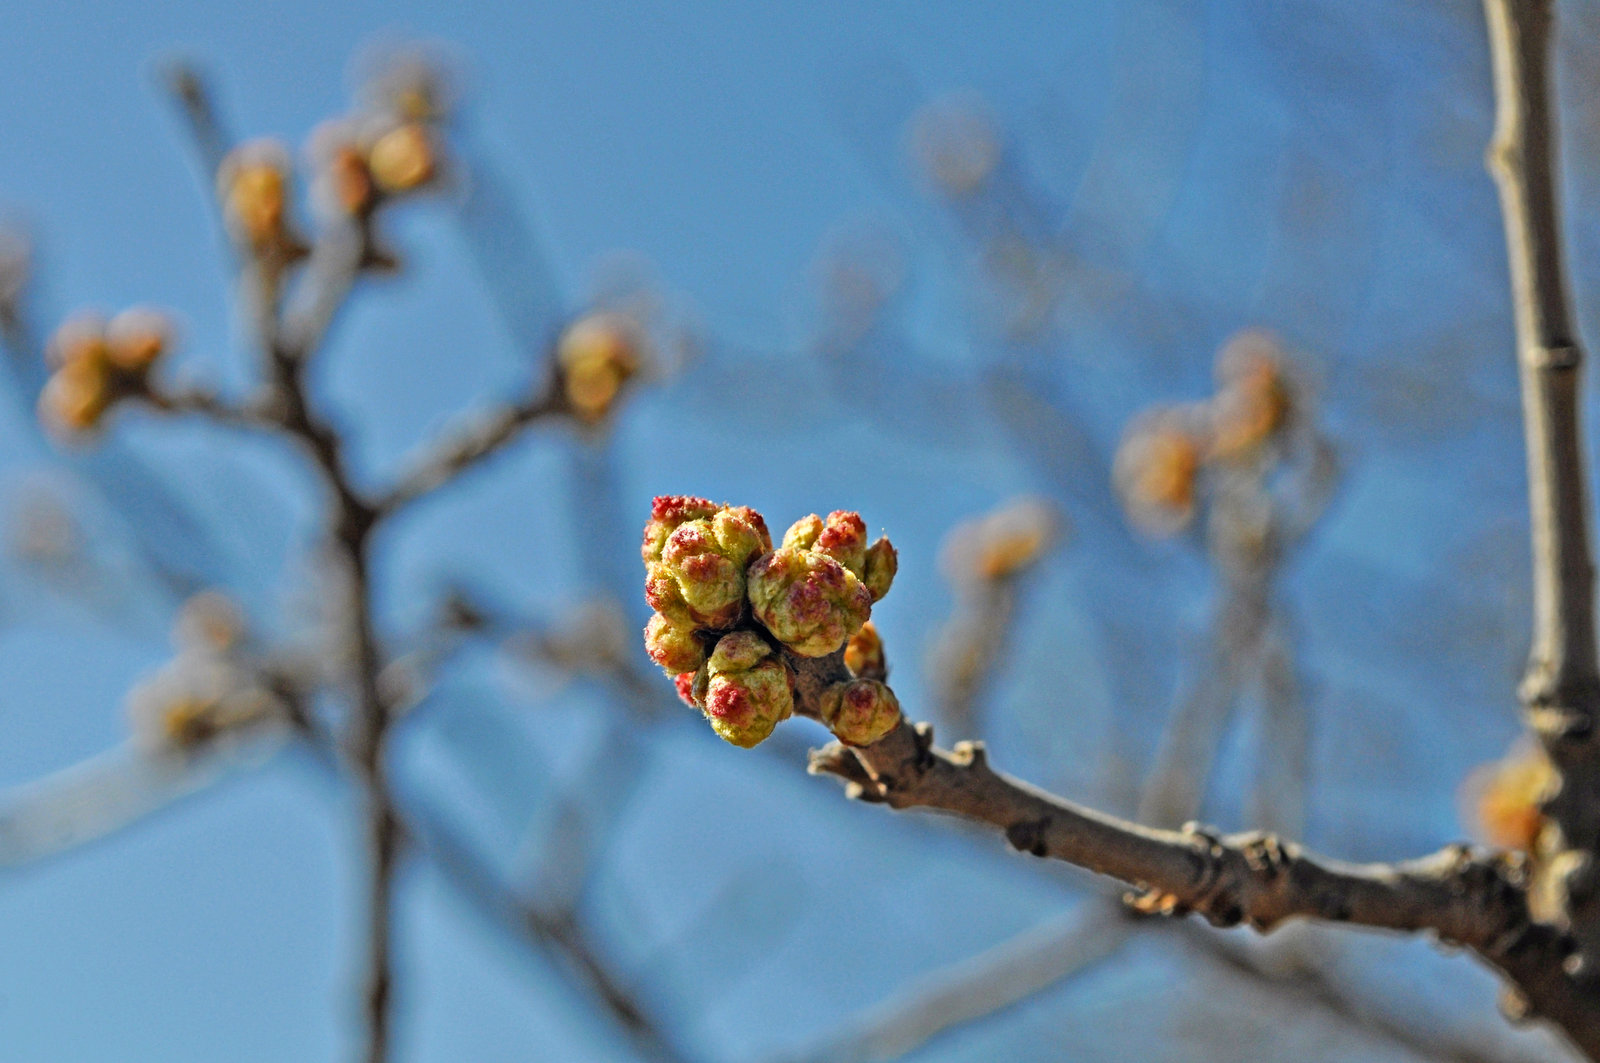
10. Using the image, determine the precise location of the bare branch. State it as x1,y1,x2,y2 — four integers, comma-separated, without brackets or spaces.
375,390,566,513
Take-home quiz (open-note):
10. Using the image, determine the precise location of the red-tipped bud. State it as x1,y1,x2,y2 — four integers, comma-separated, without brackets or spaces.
820,677,901,747
694,631,794,748
746,546,872,657
644,613,707,674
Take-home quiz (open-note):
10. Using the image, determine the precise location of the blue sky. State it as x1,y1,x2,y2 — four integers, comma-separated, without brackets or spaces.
0,1,1589,1060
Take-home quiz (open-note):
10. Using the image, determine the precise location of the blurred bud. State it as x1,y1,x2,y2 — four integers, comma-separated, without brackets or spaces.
820,677,901,747
747,546,872,657
174,590,246,653
6,479,80,566
105,307,172,373
38,345,112,436
558,311,642,423
939,496,1059,586
367,121,437,193
909,95,1001,198
126,655,279,755
1210,329,1294,462
46,314,109,371
644,612,707,674
844,620,887,680
693,631,794,748
1114,407,1208,537
219,139,304,259
1463,739,1554,851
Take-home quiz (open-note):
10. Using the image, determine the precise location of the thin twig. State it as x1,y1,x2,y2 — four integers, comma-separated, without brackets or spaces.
376,390,566,514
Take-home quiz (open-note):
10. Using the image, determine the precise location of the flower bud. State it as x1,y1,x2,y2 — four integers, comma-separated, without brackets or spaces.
782,513,823,551
643,613,707,674
747,546,872,657
784,511,870,576
642,495,720,563
559,312,642,423
1114,407,1207,537
39,355,112,435
820,677,901,747
105,307,172,373
368,121,437,193
219,140,303,259
1210,329,1292,462
844,620,886,680
1464,740,1554,852
650,509,769,628
673,671,698,708
862,535,897,601
695,631,794,748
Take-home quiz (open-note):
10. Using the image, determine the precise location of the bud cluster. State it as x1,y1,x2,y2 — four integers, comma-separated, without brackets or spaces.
1114,329,1302,537
641,497,902,748
39,308,174,436
126,591,284,755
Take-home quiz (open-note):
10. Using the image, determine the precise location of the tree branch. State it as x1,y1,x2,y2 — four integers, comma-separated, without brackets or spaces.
375,390,566,514
1483,0,1600,997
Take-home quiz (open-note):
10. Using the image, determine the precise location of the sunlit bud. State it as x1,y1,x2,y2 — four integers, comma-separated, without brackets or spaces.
105,307,172,373
368,121,437,193
558,312,641,423
644,612,707,674
329,144,377,216
820,677,901,747
909,96,1001,198
939,496,1059,585
782,513,823,551
642,494,720,563
655,520,749,628
862,535,897,601
844,620,887,680
1114,408,1207,537
39,355,112,435
1463,740,1554,852
219,140,300,256
1210,329,1293,462
694,631,794,748
46,314,110,371
747,546,872,657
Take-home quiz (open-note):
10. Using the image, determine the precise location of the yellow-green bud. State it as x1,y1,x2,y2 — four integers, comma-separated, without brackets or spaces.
820,678,901,747
746,546,873,657
862,535,897,602
694,631,794,748
643,613,707,674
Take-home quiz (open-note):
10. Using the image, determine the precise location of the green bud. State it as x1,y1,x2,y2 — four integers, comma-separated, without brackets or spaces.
746,547,873,657
862,535,897,601
643,613,706,674
820,678,902,747
696,631,794,748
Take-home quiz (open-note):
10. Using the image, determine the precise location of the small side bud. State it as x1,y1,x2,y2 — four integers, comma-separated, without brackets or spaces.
105,307,173,373
862,535,897,601
820,678,901,747
696,631,794,748
1114,407,1207,537
746,547,872,657
557,311,641,424
644,613,707,674
844,620,887,680
673,671,698,708
367,121,438,194
219,139,306,262
782,513,823,551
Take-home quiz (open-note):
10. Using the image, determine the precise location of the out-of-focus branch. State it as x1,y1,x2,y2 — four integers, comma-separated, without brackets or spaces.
1482,0,1600,982
375,390,565,514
